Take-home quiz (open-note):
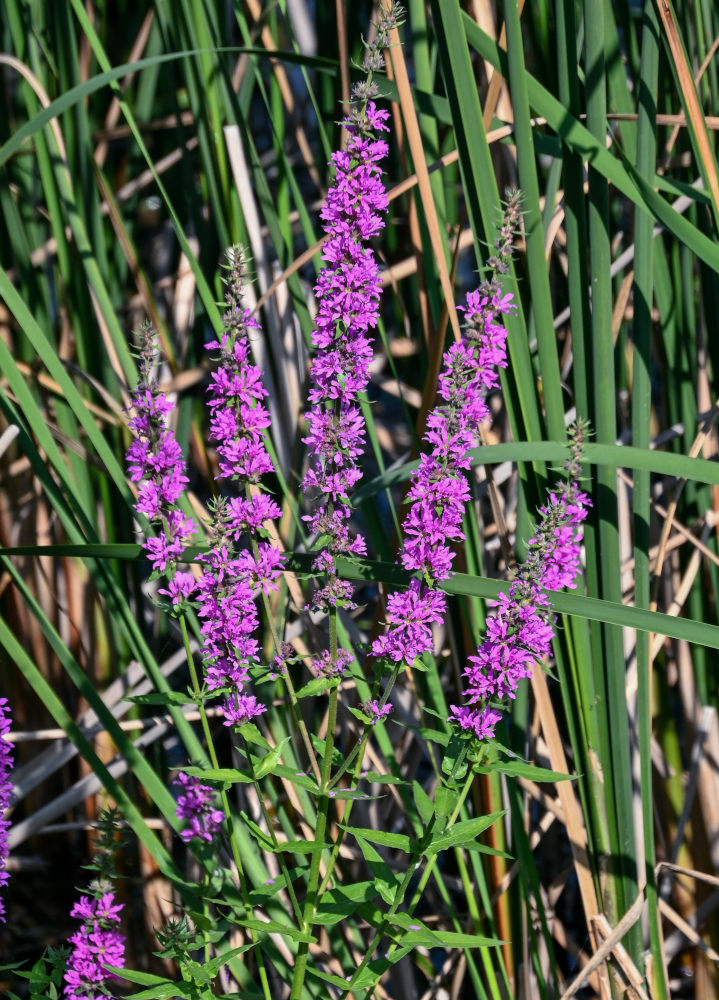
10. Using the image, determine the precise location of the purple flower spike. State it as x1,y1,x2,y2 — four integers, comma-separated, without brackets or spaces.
0,698,14,923
199,248,288,728
449,421,591,741
64,890,125,1000
301,80,390,606
173,771,225,843
222,693,267,728
372,197,521,670
125,323,198,579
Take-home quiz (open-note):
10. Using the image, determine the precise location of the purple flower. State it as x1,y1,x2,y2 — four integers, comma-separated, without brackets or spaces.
195,544,260,692
199,248,287,727
361,699,392,724
371,579,446,664
157,570,196,605
312,648,353,679
125,324,197,577
301,84,390,609
0,698,14,923
173,771,225,843
449,423,591,741
64,889,125,999
398,285,513,585
221,693,267,727
372,193,523,671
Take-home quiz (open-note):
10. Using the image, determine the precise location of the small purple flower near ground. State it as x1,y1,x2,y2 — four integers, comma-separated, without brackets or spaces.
64,891,125,1000
0,697,14,923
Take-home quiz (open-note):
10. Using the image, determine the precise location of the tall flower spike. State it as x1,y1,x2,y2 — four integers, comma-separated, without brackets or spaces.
301,15,398,612
373,192,522,667
449,421,591,741
64,810,126,1000
125,323,197,577
0,698,14,923
199,249,285,727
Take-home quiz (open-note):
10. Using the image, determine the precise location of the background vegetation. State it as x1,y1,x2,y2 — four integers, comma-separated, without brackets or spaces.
2,0,719,996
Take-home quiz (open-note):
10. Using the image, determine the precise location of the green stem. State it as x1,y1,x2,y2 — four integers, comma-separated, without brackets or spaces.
179,614,273,1000
242,735,305,928
317,660,404,899
289,609,340,1000
341,764,475,1000
246,481,322,784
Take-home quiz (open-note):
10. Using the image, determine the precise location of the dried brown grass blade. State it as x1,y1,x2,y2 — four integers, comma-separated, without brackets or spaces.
382,2,461,346
656,0,719,228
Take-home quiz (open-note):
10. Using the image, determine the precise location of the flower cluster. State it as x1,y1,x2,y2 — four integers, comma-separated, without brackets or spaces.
361,699,392,725
125,323,197,575
198,250,285,727
173,771,224,843
312,647,353,680
64,891,125,1000
373,193,522,668
63,811,126,1000
205,249,280,506
449,422,591,740
0,698,14,923
301,29,395,608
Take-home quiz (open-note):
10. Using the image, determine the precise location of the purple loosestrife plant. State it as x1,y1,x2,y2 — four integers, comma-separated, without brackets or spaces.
63,810,125,1000
372,193,522,671
64,893,125,1000
125,323,197,579
301,37,392,616
0,698,14,923
198,249,284,726
449,421,591,741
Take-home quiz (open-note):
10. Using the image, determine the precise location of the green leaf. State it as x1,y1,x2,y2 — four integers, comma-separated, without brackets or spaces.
442,733,469,781
107,966,185,992
254,737,291,780
413,780,435,827
473,761,574,782
182,766,250,784
362,771,409,785
105,967,167,986
314,882,381,926
425,812,506,855
127,985,192,1000
270,838,333,855
295,676,340,698
339,825,413,852
237,722,271,750
272,764,319,791
434,785,459,821
236,917,315,943
306,966,378,991
353,835,402,904
329,788,381,801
